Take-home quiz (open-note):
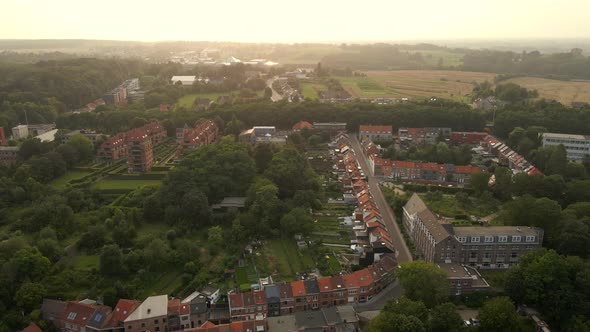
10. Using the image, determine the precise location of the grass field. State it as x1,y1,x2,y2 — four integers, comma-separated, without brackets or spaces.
420,193,499,218
92,179,162,190
300,82,325,99
176,92,237,109
51,170,92,188
504,76,590,105
337,70,496,102
266,239,315,280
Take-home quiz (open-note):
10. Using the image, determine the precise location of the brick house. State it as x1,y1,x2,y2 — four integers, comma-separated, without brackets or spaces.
359,125,393,142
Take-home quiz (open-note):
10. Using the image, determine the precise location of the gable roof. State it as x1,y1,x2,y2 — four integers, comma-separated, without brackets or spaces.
21,323,42,332
359,125,393,133
417,209,451,243
124,295,168,322
111,299,141,324
404,193,428,216
291,280,307,297
293,121,313,130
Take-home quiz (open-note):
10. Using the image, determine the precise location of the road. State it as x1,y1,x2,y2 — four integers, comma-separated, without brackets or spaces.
349,135,413,263
355,280,404,312
266,77,283,102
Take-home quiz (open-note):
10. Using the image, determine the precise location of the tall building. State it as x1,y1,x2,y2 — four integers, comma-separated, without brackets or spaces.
402,194,544,269
542,132,590,161
126,129,154,173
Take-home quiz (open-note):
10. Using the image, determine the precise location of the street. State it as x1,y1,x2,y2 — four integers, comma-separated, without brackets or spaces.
349,135,413,263
266,76,283,102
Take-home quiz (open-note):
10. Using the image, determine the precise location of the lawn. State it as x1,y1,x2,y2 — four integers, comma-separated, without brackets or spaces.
175,90,263,110
51,170,92,188
337,70,497,102
420,193,499,218
139,271,184,298
266,239,315,280
72,255,100,271
300,82,325,99
92,179,162,190
503,76,590,105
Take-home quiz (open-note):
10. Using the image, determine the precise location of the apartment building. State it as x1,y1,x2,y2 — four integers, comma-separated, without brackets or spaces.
178,120,219,154
402,194,544,269
97,133,127,163
371,157,481,185
0,146,19,166
12,124,29,139
359,125,393,142
126,129,154,173
542,132,590,161
62,129,108,144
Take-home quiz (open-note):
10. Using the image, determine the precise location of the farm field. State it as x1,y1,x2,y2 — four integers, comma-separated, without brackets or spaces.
503,76,590,105
337,70,496,102
300,82,325,99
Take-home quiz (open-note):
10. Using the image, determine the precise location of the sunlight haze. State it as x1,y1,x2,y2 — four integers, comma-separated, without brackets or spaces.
2,0,589,42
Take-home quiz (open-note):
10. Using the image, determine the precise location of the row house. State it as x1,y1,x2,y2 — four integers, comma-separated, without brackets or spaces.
178,120,219,154
450,131,488,145
371,157,481,185
185,315,266,332
398,127,451,145
481,135,543,176
359,125,394,142
227,255,397,321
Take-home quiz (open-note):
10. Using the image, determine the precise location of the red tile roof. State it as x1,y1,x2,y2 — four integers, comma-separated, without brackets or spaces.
291,280,307,297
352,268,375,288
111,299,140,324
22,323,42,332
359,125,393,133
61,302,105,328
253,289,266,305
317,277,334,292
455,165,482,174
229,293,244,308
293,121,313,130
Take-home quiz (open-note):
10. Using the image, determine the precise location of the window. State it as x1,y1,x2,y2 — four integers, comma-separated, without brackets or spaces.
458,237,467,243
128,326,132,330
470,252,477,258
154,319,159,324
484,246,493,250
498,245,506,250
471,236,480,243
141,323,145,328
498,236,508,243
511,252,518,258
484,252,491,258
512,245,520,250
484,236,494,243
512,236,521,242
526,236,535,242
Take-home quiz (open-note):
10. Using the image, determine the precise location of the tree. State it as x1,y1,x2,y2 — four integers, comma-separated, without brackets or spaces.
100,244,123,276
429,302,463,332
546,144,567,176
382,297,428,322
479,297,519,332
397,261,449,308
143,238,170,270
492,166,513,200
556,218,590,258
65,134,94,162
14,282,46,312
263,87,272,100
253,143,275,173
280,208,314,236
367,313,426,332
470,172,491,195
208,226,223,249
11,247,51,282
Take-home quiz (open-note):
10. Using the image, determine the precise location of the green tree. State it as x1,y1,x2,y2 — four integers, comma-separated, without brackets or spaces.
383,296,428,322
546,144,567,176
208,226,223,248
479,297,519,332
100,244,124,276
65,134,94,162
14,282,46,312
397,261,449,308
469,172,491,195
367,313,426,332
429,302,463,332
11,247,51,282
280,208,314,236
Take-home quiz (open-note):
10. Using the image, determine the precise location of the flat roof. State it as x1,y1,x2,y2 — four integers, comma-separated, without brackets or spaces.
438,263,490,288
171,75,196,81
543,132,590,140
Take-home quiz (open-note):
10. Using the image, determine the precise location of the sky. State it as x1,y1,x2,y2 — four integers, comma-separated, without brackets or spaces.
1,0,589,42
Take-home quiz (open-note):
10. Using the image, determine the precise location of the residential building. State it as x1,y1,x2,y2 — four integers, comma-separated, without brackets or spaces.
0,127,6,145
12,124,29,139
182,293,211,329
371,157,481,185
239,126,287,145
21,323,42,332
292,121,313,131
312,122,347,132
178,120,219,154
450,132,489,145
402,194,544,269
265,284,281,317
481,135,543,175
124,295,168,332
398,127,451,145
60,301,111,332
542,132,590,161
103,86,127,105
126,129,154,173
278,282,295,315
359,125,393,142
439,263,490,296
35,129,59,142
185,315,267,332
292,306,359,332
27,123,56,136
97,133,127,163
0,146,19,165
41,299,68,329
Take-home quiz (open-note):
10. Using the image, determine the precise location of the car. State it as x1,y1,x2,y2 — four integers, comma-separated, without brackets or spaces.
464,320,472,327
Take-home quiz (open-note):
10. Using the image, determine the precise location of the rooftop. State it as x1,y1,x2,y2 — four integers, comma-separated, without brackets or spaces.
453,226,541,237
543,132,590,140
124,295,168,322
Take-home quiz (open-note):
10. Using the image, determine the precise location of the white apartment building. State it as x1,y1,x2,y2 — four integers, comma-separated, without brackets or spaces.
542,132,590,161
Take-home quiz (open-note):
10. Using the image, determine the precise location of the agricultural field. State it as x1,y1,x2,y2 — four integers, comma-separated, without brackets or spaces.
336,70,496,102
300,82,325,99
269,45,344,64
503,76,590,105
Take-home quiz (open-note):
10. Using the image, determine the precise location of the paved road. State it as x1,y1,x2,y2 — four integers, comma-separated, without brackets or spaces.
349,135,413,263
355,280,405,312
266,77,283,102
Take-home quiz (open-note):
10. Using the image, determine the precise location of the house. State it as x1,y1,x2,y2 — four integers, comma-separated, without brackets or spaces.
398,127,451,145
372,157,481,185
182,293,210,329
291,280,308,311
279,282,295,315
20,323,42,332
97,133,127,163
61,301,111,332
0,146,19,166
185,315,267,332
12,124,29,139
41,299,67,329
265,284,281,317
450,132,489,145
124,295,169,332
292,121,313,131
359,125,393,142
195,98,212,111
293,306,359,332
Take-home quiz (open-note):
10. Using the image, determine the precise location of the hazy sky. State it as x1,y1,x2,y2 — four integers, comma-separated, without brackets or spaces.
1,0,589,42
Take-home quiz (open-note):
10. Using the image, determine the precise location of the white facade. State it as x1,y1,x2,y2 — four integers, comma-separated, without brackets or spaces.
12,125,29,139
542,132,590,161
171,75,197,86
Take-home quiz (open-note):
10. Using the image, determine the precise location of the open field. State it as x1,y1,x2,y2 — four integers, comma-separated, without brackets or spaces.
176,92,237,109
300,82,324,99
337,70,496,102
51,170,92,188
504,76,590,105
270,45,344,64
